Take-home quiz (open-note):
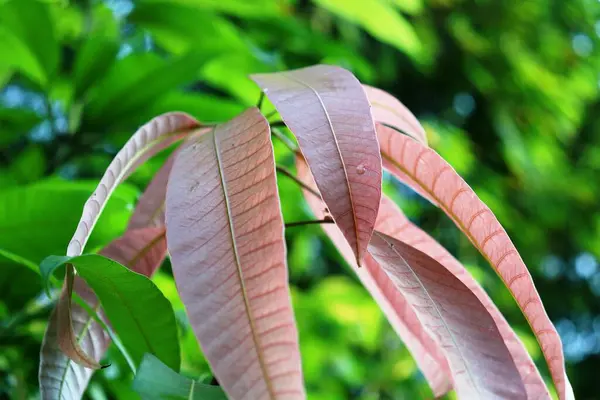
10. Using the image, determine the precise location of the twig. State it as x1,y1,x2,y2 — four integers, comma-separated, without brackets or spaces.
276,165,321,199
257,92,265,111
264,110,278,120
285,217,334,228
272,128,299,154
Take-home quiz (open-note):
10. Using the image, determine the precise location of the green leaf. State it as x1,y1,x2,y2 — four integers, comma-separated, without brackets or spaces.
39,254,180,371
73,36,118,98
0,0,59,86
0,181,137,263
0,107,42,146
84,51,219,125
129,1,247,55
136,0,281,20
0,26,46,85
314,0,423,63
133,353,227,400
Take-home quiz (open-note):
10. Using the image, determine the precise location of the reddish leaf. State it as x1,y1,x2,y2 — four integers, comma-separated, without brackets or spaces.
369,231,527,399
363,85,428,145
166,108,304,400
56,112,199,369
376,196,550,399
251,65,382,265
39,227,167,399
295,157,452,396
378,124,571,399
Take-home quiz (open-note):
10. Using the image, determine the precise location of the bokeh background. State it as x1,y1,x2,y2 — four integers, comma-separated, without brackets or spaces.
1,0,600,399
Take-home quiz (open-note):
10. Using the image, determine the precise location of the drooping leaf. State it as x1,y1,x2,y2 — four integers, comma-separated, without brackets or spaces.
133,353,227,400
128,153,177,230
166,108,304,399
39,168,170,399
363,85,428,145
252,64,382,265
57,112,198,369
39,277,110,400
295,157,452,396
378,124,572,399
375,196,551,398
369,232,526,399
40,250,178,371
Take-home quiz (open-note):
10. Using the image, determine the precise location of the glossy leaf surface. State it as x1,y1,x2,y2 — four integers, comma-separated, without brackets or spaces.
252,64,382,265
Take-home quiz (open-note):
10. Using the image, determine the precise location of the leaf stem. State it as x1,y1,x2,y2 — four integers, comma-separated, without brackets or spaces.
276,165,321,199
271,128,299,154
257,92,265,111
285,217,334,228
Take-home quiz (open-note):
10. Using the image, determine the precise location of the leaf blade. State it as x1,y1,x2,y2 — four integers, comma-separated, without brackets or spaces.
375,196,551,399
251,64,382,265
378,123,570,399
295,157,452,396
39,226,168,400
166,108,304,400
369,231,526,399
133,353,227,400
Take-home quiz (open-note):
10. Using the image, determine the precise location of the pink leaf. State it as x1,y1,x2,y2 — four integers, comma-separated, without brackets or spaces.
166,108,304,400
53,112,198,370
251,65,382,265
295,157,452,397
378,123,572,399
39,227,167,399
369,231,527,399
376,196,551,399
363,85,428,145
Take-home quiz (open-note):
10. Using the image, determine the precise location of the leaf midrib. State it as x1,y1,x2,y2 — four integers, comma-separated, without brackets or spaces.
374,231,481,396
212,128,275,399
381,147,562,394
283,73,362,263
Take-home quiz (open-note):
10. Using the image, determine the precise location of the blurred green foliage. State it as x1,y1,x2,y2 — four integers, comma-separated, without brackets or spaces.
1,0,599,398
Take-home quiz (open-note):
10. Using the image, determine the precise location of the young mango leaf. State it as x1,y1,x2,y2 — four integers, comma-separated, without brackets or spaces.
133,353,227,400
39,161,171,399
128,152,177,230
166,108,305,399
375,196,551,399
363,85,428,145
40,250,178,371
56,112,198,369
39,277,110,400
377,124,572,399
369,232,526,399
295,157,452,396
251,64,382,266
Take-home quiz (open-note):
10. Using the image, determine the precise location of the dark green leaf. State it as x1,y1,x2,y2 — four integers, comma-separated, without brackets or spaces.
39,254,180,371
0,181,137,263
84,51,220,125
133,353,227,400
0,0,59,86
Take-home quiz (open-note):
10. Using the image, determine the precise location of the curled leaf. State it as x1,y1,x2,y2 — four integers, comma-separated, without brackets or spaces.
251,64,382,265
39,227,168,399
378,123,570,399
376,196,551,399
166,108,304,399
295,157,452,396
363,84,428,145
369,231,527,399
